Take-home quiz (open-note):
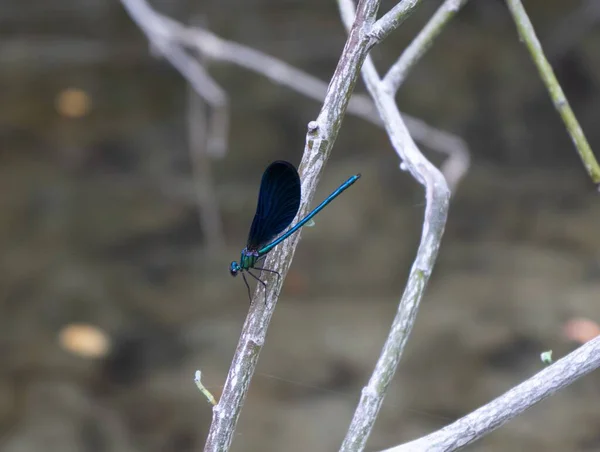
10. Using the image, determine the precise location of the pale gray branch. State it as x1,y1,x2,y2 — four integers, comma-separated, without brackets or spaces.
338,1,451,450
369,0,420,45
506,0,600,183
122,0,225,105
403,116,469,191
204,0,384,450
383,335,600,452
121,0,229,157
122,0,469,189
186,26,469,190
187,84,226,251
186,19,469,187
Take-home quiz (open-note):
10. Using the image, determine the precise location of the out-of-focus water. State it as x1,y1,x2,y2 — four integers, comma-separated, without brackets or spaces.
1,1,600,451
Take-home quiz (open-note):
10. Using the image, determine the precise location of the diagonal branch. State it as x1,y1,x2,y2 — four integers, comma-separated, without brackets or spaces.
204,0,384,450
122,0,469,190
369,0,421,44
506,0,600,185
338,1,451,450
383,335,600,452
121,0,229,157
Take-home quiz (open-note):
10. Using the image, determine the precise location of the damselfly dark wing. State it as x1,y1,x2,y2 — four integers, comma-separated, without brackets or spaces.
246,161,301,250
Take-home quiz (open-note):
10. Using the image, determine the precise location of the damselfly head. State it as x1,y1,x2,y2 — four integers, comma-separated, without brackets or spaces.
229,261,240,277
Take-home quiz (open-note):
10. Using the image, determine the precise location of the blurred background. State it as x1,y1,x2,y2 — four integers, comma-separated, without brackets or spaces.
1,0,600,451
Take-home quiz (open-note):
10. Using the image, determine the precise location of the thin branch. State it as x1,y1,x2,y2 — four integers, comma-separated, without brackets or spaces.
338,1,451,450
383,335,600,452
369,0,421,45
404,116,469,191
184,15,226,248
121,0,229,158
382,0,470,95
187,82,226,251
120,1,463,450
505,0,600,185
184,22,468,187
121,0,469,190
194,371,218,406
203,0,385,450
186,24,469,190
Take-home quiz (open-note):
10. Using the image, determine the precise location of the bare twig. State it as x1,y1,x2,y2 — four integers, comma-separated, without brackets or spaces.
369,0,421,44
187,82,226,251
204,0,386,450
379,0,471,189
121,0,469,190
184,15,226,251
182,23,462,153
382,0,470,94
338,1,451,450
121,0,229,158
363,2,600,450
184,25,469,190
184,22,469,189
120,1,464,450
194,371,218,406
383,335,600,452
506,0,600,185
403,116,469,191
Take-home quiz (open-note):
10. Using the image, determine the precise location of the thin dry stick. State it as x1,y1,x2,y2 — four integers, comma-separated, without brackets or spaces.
120,0,469,190
383,335,600,452
121,0,230,158
365,2,600,450
506,0,600,185
186,16,226,251
185,24,469,190
181,24,469,189
119,0,461,449
187,83,226,251
380,0,471,189
338,0,450,450
369,0,420,44
204,0,385,450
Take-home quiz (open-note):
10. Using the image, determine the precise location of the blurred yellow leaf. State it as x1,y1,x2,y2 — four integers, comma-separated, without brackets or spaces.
563,317,600,344
58,323,111,358
55,88,91,118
